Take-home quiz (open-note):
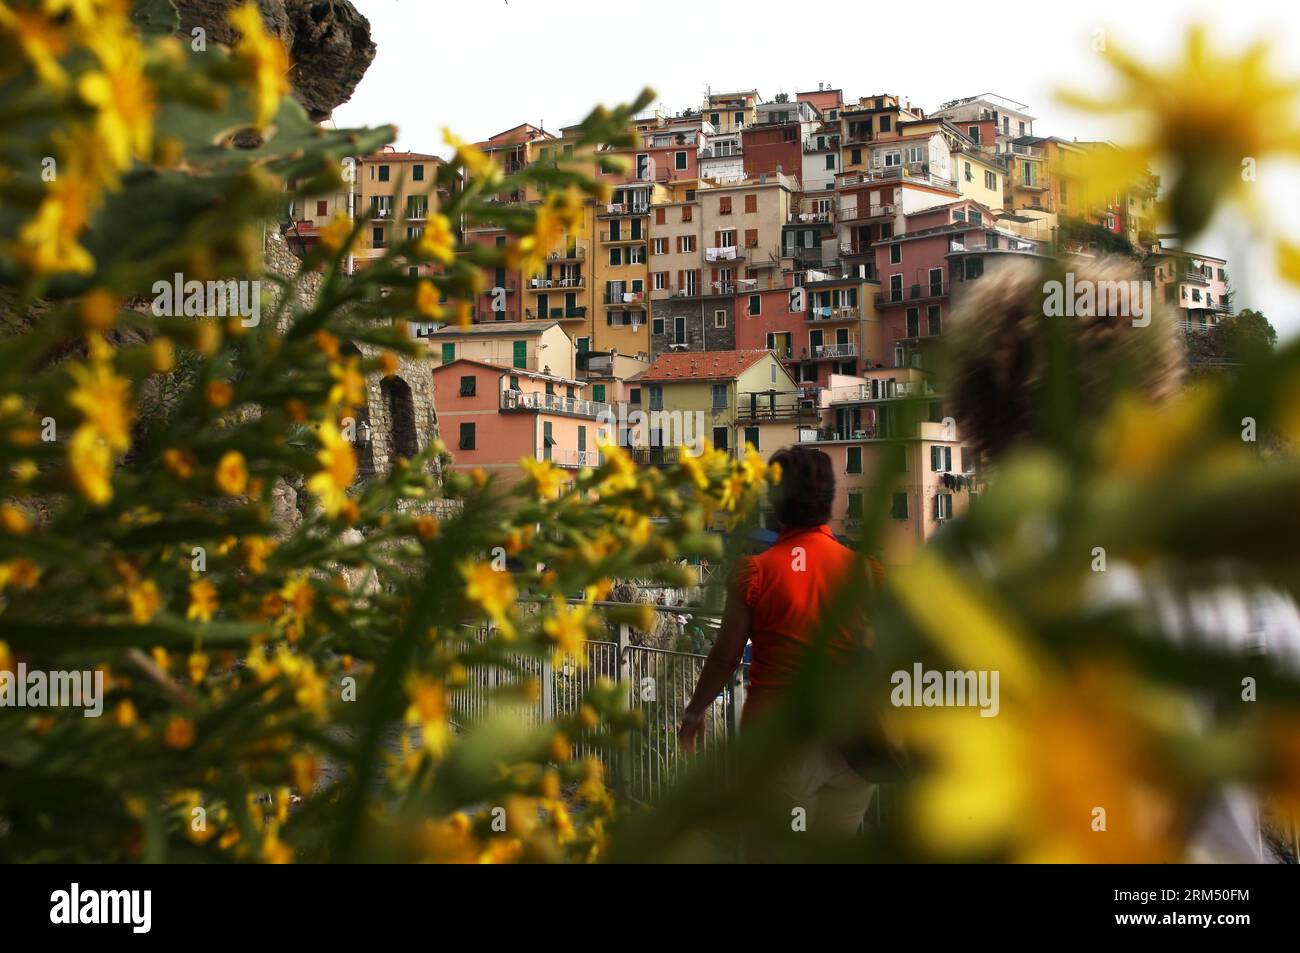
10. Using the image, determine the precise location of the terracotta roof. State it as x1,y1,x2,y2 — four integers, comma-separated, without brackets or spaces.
630,349,772,383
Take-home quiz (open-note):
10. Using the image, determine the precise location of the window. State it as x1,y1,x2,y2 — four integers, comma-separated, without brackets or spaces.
675,151,688,170
673,316,686,344
891,491,909,519
576,337,589,352
635,153,650,179
440,343,455,363
458,375,476,397
512,340,527,368
678,235,696,253
682,206,693,222
847,446,863,474
847,491,864,519
543,421,554,461
748,294,761,316
378,165,390,182
412,164,424,181
744,426,759,450
968,209,982,225
964,162,973,182
985,170,997,190
744,228,758,247
372,226,385,248
316,200,328,216
714,310,727,329
545,381,554,395
927,305,941,336
652,316,665,336
906,308,920,338
629,387,641,404
712,383,727,409
851,148,862,165
652,270,668,290
719,196,732,215
609,248,623,267
648,384,663,411
592,384,606,402
964,257,984,280
929,267,943,296
879,115,891,133
968,125,980,143
889,244,901,265
458,422,475,450
826,154,836,170
744,194,757,213
577,425,586,452
509,375,520,390
655,208,666,225
934,492,953,520
713,426,730,450
566,385,576,399
652,238,667,255
930,445,953,472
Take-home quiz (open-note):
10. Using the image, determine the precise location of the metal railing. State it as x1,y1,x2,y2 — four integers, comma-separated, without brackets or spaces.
501,389,611,419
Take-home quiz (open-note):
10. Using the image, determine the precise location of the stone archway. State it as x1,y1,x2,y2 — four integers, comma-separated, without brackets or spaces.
381,375,419,466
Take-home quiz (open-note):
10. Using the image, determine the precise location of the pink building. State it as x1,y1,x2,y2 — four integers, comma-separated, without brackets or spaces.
432,359,610,489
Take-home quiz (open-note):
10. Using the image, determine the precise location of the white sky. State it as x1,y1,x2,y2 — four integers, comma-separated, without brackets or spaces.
334,0,1300,337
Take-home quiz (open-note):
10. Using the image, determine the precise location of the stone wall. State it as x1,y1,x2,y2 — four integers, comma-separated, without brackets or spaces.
649,296,736,359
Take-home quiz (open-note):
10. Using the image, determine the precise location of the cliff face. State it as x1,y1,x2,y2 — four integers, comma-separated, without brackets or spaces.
177,0,377,120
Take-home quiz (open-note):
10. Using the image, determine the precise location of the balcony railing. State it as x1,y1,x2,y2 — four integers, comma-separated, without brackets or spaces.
788,211,833,224
705,246,743,262
603,291,646,305
805,342,857,360
836,203,895,223
876,283,949,305
598,202,650,217
735,393,821,421
600,230,647,243
547,448,605,469
628,446,683,467
668,285,701,298
501,389,611,419
827,380,936,403
807,306,859,322
527,276,586,289
547,247,586,261
525,307,587,320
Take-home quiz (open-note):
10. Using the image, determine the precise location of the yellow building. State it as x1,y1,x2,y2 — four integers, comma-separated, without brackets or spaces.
427,320,576,380
704,90,761,135
592,181,658,359
951,145,1005,211
521,202,597,351
628,348,812,459
353,148,450,272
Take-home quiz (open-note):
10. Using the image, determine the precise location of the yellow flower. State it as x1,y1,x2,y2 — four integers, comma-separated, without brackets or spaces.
289,753,319,795
679,452,709,491
80,289,118,330
0,558,41,591
162,448,195,479
0,3,70,89
416,213,456,265
1059,25,1300,246
164,716,196,750
318,211,353,254
242,535,273,573
125,578,161,624
261,823,293,864
415,515,439,540
0,504,31,534
68,426,113,505
12,170,97,275
187,651,210,685
327,358,366,409
306,421,357,517
543,600,590,668
67,358,134,451
78,22,155,174
443,127,497,183
227,2,290,130
113,699,137,728
460,561,517,639
405,676,450,757
187,579,218,623
415,279,442,319
519,456,565,499
206,380,233,408
214,450,248,496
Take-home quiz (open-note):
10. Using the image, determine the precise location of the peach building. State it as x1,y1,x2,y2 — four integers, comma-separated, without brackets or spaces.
432,359,611,488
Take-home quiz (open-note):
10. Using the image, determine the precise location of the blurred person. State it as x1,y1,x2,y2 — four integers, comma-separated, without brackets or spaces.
677,445,887,836
943,256,1300,863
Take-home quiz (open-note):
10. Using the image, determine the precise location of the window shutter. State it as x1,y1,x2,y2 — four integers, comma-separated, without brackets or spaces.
933,494,940,519
931,446,941,471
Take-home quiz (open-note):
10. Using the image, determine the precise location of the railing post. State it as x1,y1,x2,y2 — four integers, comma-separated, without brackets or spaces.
540,654,554,724
729,668,746,742
616,622,633,799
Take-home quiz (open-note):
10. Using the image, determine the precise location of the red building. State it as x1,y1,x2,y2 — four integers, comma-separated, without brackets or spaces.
742,122,803,186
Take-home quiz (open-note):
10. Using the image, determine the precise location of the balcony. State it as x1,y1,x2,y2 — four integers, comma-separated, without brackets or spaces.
600,229,647,243
668,285,701,298
597,202,650,217
788,211,833,224
804,342,857,360
1015,179,1049,192
735,393,821,422
836,204,895,224
527,276,586,289
876,283,948,306
525,307,588,320
807,306,860,322
501,389,610,419
827,380,936,403
547,247,586,261
547,448,605,469
628,446,683,467
705,246,744,262
603,291,646,306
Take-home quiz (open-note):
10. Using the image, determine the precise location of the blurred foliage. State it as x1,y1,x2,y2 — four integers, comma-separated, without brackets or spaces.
0,3,1298,864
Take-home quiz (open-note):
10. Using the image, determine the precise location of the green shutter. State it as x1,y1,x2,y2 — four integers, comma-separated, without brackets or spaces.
592,384,606,402
577,426,586,452
441,343,455,363
512,340,527,369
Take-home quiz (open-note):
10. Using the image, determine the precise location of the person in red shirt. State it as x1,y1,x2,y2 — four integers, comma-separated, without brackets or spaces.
678,445,884,835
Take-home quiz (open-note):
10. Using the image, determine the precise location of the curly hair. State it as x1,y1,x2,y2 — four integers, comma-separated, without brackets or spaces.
940,256,1185,462
767,445,836,529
